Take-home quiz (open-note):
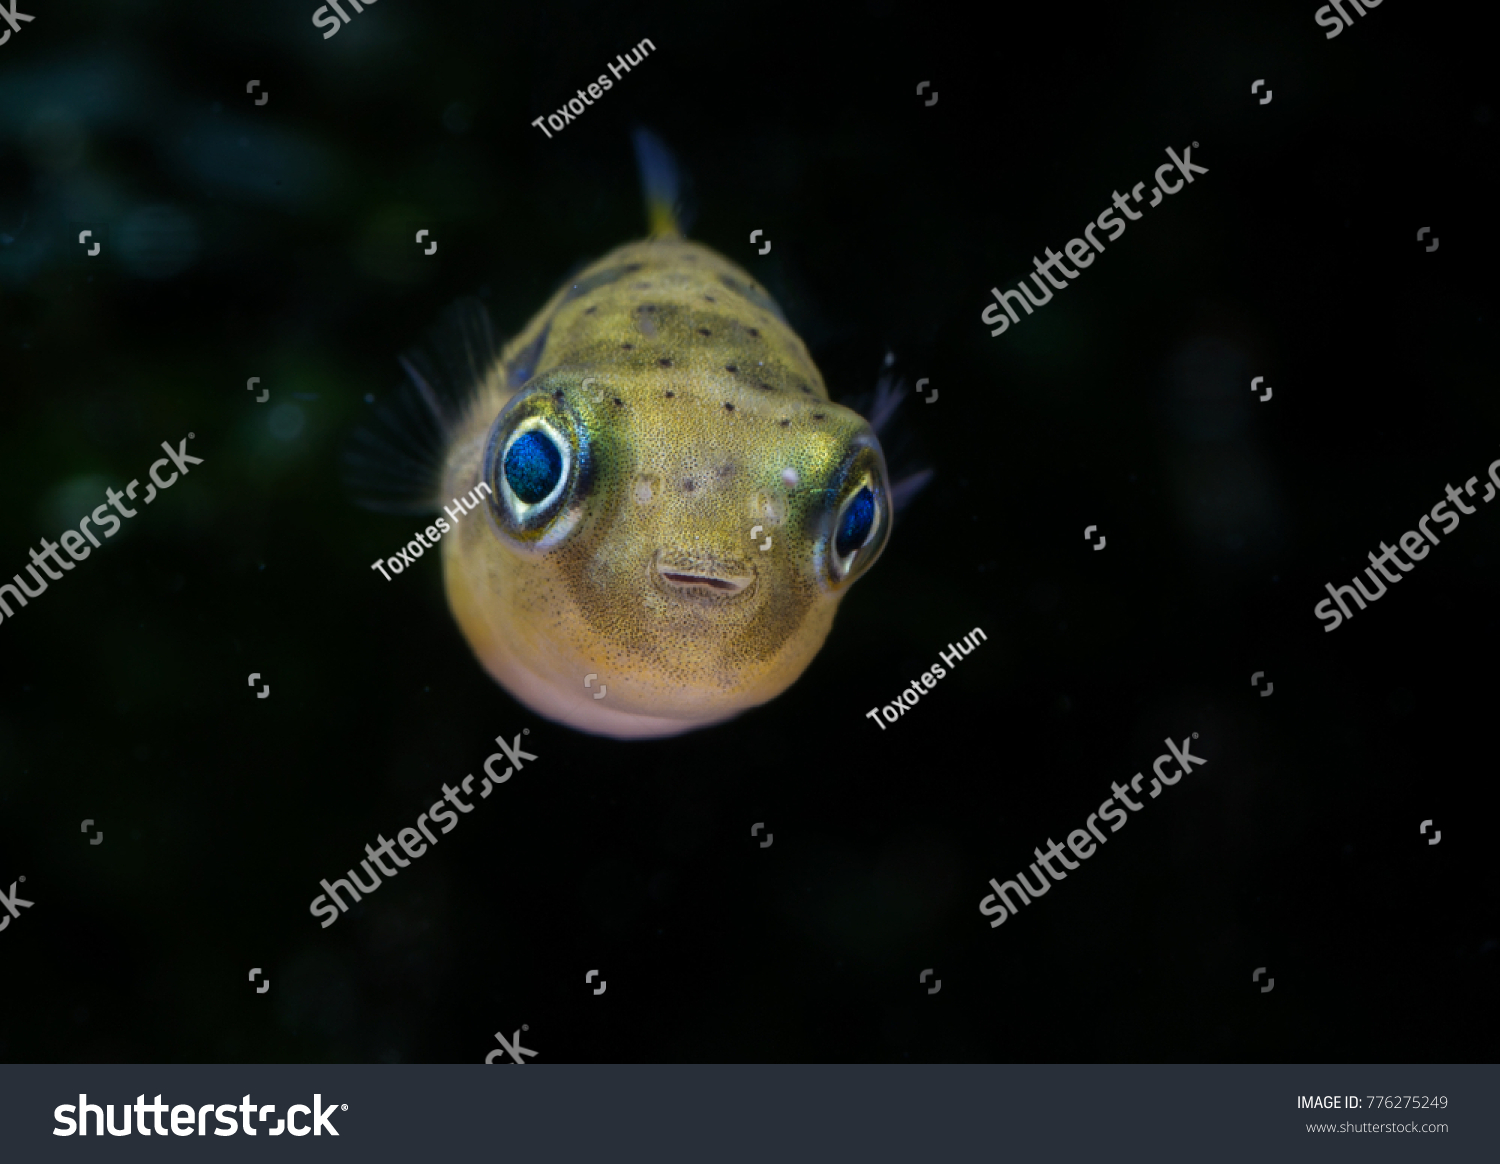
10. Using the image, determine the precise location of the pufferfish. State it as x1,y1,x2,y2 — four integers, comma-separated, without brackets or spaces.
350,130,926,739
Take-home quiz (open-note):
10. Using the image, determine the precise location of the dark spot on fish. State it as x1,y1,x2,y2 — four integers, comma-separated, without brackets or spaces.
658,358,673,367
635,283,651,289
703,295,716,303
638,304,657,312
612,397,623,406
717,274,787,321
779,419,791,427
625,263,643,272
724,403,735,412
813,413,825,420
748,328,760,338
665,391,675,398
560,264,630,304
621,343,635,350
584,305,597,314
683,479,696,492
553,389,565,400
725,365,738,373
698,328,711,337
800,385,813,394
752,381,773,392
717,464,734,479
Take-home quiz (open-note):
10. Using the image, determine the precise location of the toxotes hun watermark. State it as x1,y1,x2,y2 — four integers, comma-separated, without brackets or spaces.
370,482,490,582
866,627,986,729
532,38,656,139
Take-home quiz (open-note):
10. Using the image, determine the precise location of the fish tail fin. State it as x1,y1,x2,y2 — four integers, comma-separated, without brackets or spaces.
342,297,502,514
632,126,693,238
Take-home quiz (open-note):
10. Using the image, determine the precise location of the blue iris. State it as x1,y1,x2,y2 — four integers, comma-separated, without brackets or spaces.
504,430,564,504
835,486,876,558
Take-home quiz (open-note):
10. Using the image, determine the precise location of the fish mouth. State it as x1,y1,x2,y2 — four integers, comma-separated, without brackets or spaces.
652,551,756,600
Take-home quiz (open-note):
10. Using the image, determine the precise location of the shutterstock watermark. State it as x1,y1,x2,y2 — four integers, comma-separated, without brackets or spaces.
54,1094,344,1137
309,729,538,927
981,144,1208,338
0,877,33,933
0,435,203,631
1315,0,1386,39
0,1,35,48
1315,454,1500,632
979,734,1208,928
312,0,378,40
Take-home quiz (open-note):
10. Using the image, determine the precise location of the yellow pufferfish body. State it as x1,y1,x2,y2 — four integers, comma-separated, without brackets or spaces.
435,136,895,739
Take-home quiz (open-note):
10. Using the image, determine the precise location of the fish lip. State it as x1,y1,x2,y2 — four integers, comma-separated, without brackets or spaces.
651,550,756,601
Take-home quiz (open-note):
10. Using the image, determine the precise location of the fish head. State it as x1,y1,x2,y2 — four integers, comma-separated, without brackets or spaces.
444,363,893,738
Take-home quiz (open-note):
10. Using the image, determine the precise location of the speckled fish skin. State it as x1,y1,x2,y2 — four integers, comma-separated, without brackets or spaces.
441,234,893,739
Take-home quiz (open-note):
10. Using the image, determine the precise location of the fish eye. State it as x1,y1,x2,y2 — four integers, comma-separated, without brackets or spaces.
829,479,884,582
835,486,876,559
504,429,564,504
487,399,586,548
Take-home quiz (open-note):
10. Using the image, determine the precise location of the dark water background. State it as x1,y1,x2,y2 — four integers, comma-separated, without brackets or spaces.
0,0,1496,1062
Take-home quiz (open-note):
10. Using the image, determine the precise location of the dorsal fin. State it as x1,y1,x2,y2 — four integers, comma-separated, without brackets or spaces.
342,297,501,514
632,126,694,238
842,360,933,519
